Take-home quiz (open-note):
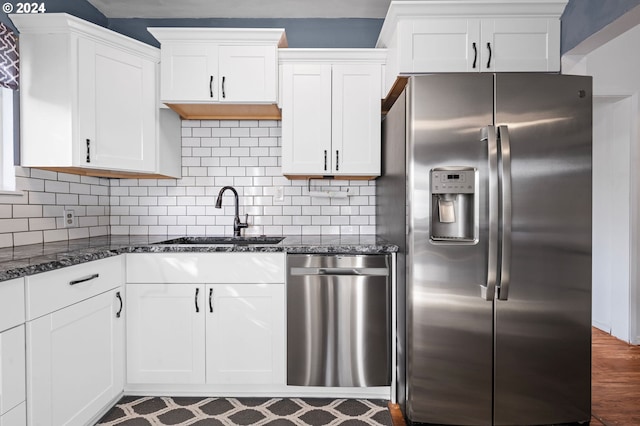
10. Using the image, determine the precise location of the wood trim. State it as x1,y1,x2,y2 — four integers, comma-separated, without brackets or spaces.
388,402,406,426
382,77,409,115
34,167,177,179
166,103,282,120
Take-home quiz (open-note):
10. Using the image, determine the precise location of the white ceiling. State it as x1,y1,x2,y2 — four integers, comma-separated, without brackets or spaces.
86,0,393,19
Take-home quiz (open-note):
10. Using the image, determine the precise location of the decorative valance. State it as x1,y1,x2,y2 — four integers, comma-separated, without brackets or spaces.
0,23,19,90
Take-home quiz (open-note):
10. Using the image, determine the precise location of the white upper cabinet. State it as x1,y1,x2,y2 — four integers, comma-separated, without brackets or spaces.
11,13,181,179
280,50,385,178
160,42,219,102
377,1,567,97
77,37,156,172
148,28,286,119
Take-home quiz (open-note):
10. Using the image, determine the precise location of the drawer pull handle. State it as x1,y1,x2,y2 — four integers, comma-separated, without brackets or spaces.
209,75,214,98
472,42,477,68
69,273,99,286
116,291,123,318
487,42,492,69
195,287,200,313
222,76,226,99
209,288,214,313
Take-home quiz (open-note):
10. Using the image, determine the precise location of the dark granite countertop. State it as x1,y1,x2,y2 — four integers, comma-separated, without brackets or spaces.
0,235,398,282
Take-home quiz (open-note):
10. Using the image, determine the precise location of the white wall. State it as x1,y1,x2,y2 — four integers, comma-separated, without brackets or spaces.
564,20,640,344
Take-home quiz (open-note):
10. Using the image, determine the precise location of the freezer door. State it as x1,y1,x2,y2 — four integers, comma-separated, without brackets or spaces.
406,73,494,425
494,74,592,425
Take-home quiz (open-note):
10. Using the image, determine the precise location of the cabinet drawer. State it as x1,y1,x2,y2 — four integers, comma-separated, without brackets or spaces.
126,253,285,284
0,278,25,332
26,256,123,320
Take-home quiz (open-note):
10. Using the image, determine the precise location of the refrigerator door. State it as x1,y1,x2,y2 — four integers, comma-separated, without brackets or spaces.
406,74,495,425
493,74,592,425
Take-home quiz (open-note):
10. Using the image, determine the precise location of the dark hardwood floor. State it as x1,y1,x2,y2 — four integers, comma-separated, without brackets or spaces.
390,328,640,426
591,327,640,425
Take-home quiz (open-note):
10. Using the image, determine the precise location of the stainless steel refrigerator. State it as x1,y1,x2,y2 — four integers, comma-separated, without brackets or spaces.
377,73,592,425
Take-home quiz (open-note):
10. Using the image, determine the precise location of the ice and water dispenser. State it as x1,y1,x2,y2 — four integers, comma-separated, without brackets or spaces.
430,167,478,243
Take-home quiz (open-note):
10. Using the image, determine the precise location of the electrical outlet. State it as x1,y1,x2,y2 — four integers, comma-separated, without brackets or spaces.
274,186,284,202
63,210,76,228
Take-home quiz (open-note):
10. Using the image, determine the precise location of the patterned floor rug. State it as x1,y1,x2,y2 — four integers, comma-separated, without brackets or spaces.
96,396,393,425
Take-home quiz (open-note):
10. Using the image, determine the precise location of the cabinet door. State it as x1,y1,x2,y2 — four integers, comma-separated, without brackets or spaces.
481,18,560,72
0,402,26,426
160,42,218,102
0,325,25,418
126,284,205,384
78,38,156,172
281,63,332,175
218,45,277,103
27,289,124,426
399,19,480,72
206,283,285,385
332,64,382,176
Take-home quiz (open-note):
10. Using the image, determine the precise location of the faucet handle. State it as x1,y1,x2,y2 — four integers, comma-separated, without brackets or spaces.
240,213,249,229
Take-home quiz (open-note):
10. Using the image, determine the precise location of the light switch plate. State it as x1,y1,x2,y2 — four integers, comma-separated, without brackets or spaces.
275,186,284,202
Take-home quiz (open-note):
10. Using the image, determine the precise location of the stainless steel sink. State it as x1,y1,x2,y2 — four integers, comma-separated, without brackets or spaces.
153,236,285,245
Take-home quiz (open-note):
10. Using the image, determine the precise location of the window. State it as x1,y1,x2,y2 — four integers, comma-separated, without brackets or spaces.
0,87,15,191
0,22,18,192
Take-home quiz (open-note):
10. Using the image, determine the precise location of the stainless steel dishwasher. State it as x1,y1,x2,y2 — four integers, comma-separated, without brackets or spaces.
287,254,390,387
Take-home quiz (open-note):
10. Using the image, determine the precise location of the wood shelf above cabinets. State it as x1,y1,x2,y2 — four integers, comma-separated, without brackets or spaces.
166,103,282,120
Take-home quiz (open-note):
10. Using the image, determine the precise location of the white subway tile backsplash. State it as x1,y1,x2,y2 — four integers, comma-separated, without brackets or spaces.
14,230,43,246
1,120,376,246
0,166,111,246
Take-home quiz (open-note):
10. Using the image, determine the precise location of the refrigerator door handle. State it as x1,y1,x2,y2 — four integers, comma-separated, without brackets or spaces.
497,125,512,300
480,126,499,301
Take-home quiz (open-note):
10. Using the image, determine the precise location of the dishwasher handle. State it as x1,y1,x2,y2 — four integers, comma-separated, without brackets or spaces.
290,267,388,276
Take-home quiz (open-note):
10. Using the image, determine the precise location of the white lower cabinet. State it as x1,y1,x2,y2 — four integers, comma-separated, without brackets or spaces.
0,402,26,426
1,326,26,425
27,289,124,426
25,257,124,426
125,253,286,391
206,283,285,385
0,277,26,426
126,284,206,384
126,282,285,387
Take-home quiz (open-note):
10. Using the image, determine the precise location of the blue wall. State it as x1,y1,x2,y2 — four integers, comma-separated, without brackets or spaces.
562,0,640,53
3,0,640,51
0,0,106,31
108,18,383,48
